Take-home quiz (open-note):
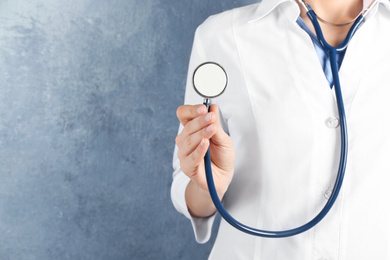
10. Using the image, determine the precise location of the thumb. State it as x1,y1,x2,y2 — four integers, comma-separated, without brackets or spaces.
209,104,229,145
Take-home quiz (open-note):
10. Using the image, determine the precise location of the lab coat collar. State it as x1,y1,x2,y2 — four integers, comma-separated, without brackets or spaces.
364,0,390,14
247,0,390,24
363,0,390,9
379,0,390,11
247,0,300,23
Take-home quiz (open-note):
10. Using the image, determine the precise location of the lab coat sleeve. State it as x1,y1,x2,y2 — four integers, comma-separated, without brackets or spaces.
171,144,216,244
170,23,225,244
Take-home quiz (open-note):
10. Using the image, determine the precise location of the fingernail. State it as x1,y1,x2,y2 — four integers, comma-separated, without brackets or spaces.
197,106,204,114
200,138,205,147
204,113,212,122
206,124,213,132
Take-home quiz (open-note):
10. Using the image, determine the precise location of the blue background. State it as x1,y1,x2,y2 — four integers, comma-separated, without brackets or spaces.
0,0,257,259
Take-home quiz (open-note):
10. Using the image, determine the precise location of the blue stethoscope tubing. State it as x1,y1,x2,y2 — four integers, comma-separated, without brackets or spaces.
203,2,376,238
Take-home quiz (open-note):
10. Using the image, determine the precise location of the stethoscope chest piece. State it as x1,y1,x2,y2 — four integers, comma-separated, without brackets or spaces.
193,62,228,99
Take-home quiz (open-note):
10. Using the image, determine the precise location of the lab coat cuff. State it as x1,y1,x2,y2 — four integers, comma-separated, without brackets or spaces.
189,211,216,244
171,171,216,244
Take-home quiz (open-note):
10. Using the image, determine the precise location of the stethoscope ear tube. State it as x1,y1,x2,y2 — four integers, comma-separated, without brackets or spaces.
202,8,365,237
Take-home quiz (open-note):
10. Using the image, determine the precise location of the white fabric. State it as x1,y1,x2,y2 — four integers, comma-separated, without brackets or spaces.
364,0,376,10
171,0,390,259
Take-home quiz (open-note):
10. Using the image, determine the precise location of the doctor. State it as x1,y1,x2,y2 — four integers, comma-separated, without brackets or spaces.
172,0,390,259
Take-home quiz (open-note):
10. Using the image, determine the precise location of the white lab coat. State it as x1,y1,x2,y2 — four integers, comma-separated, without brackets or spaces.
171,0,390,259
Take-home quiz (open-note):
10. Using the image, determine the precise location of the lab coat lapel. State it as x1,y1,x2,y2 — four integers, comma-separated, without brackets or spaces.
337,14,376,112
285,19,338,116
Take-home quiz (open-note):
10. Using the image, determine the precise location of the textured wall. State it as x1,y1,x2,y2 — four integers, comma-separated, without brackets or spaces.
0,0,258,259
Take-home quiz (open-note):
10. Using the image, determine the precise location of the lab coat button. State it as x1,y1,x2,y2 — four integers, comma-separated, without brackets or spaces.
325,117,339,128
324,188,332,199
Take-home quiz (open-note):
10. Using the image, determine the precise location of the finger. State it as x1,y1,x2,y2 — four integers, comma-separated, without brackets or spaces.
176,111,217,148
181,138,210,178
177,122,216,157
177,104,207,126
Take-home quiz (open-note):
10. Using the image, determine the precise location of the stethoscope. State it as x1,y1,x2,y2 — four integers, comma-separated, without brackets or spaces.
192,0,379,238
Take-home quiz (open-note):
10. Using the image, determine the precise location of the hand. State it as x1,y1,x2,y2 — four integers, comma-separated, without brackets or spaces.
175,104,235,197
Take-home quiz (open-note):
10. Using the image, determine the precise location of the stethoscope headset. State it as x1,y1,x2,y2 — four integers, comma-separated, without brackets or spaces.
192,0,379,238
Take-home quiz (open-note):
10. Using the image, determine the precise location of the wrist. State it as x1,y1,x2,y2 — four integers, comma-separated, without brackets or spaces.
185,181,219,218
